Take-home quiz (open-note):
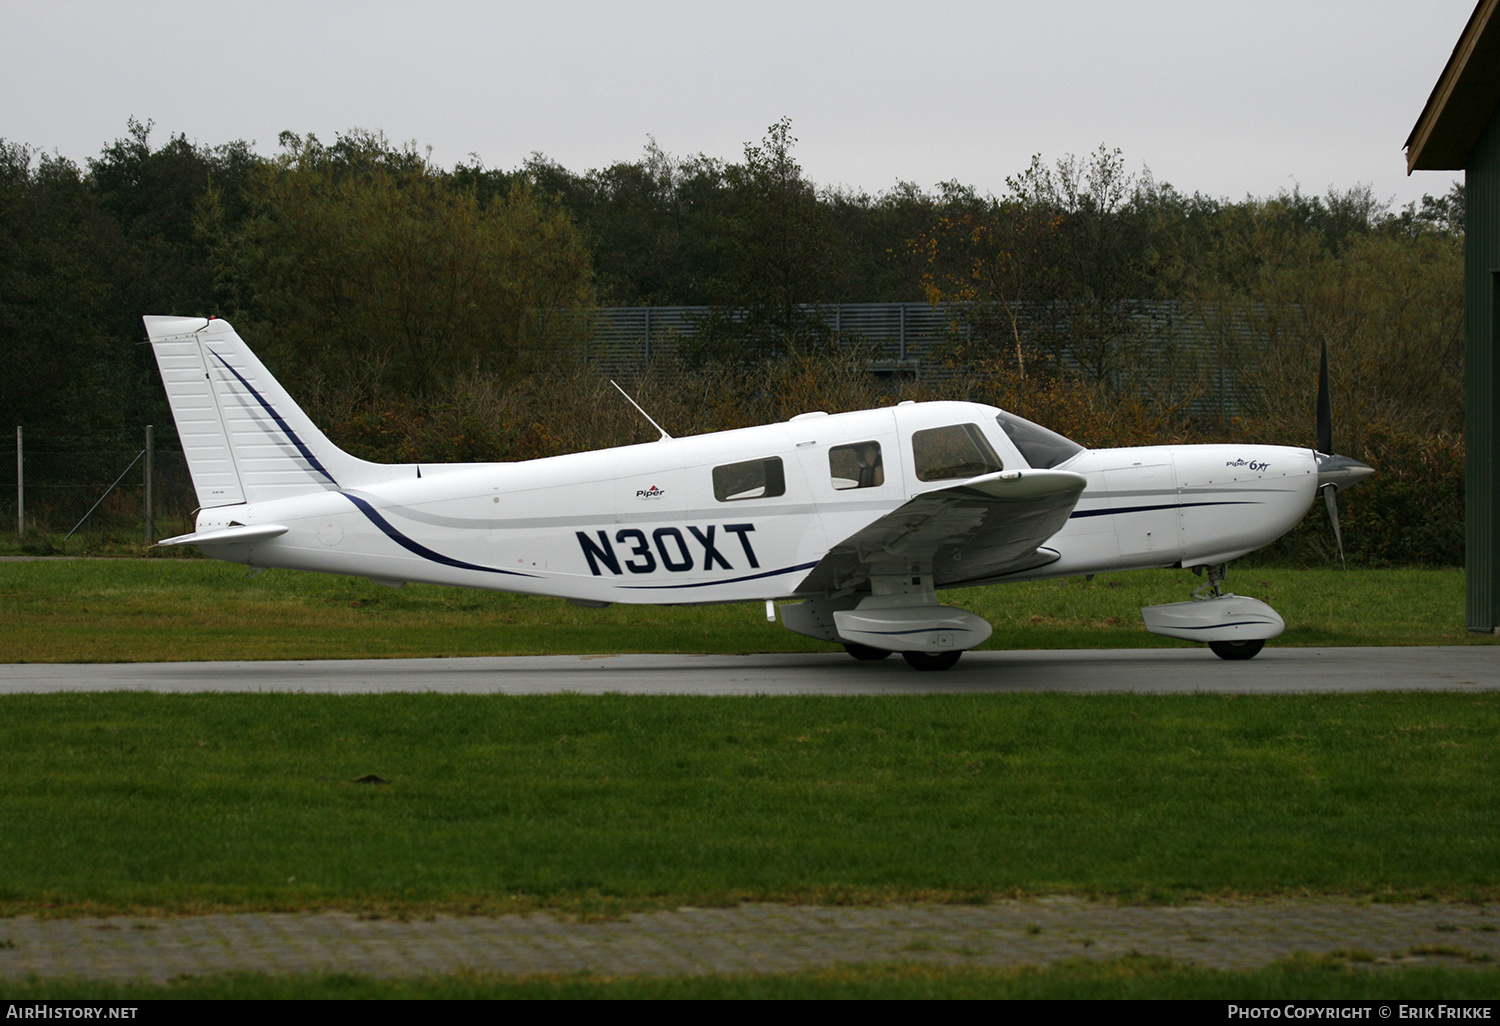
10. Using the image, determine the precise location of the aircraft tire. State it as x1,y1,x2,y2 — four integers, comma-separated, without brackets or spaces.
1208,639,1265,661
902,650,963,671
843,643,893,661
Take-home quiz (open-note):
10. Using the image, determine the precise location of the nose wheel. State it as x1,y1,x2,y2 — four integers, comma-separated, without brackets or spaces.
1209,639,1265,660
1198,565,1269,661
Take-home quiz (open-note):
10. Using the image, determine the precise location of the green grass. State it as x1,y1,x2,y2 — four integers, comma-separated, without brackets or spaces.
0,560,1491,662
1,692,1496,916
2,563,1494,999
6,958,1500,999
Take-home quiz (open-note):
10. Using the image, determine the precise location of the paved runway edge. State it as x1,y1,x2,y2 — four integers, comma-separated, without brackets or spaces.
1,647,1496,694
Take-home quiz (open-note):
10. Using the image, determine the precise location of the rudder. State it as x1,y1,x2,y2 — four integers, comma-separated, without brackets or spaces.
144,316,404,507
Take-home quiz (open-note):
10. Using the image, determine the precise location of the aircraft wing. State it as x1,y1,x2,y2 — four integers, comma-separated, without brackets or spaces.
796,469,1087,594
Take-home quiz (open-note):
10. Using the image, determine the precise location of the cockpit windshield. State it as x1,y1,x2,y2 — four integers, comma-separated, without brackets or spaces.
994,411,1084,469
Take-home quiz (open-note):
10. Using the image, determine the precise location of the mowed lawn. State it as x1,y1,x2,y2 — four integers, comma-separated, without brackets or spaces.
2,561,1497,998
0,560,1494,915
0,559,1491,662
0,691,1495,915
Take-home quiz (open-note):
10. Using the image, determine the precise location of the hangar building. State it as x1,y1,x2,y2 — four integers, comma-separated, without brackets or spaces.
1406,0,1500,632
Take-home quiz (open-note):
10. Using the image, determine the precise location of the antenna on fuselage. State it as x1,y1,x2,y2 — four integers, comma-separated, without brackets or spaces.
610,380,672,441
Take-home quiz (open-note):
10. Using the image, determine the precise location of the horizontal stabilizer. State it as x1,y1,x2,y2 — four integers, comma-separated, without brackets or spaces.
157,524,289,547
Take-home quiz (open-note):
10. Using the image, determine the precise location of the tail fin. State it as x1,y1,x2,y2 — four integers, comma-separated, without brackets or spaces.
144,316,405,507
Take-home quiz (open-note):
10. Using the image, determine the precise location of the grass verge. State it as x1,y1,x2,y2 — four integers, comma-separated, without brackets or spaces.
0,561,1492,663
0,692,1495,916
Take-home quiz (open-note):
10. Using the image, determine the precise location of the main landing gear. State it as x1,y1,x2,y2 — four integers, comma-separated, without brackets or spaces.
842,642,963,670
782,574,987,671
840,642,963,670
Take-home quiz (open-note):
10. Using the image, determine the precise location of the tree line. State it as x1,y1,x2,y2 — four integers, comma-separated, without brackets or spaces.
0,118,1466,563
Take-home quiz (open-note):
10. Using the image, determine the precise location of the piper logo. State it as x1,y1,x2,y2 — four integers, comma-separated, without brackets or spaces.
1225,458,1271,472
636,485,665,500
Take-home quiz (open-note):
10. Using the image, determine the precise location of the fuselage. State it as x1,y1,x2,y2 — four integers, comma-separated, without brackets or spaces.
191,400,1320,604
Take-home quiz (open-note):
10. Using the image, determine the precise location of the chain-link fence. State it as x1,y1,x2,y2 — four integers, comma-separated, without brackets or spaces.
6,428,197,545
524,301,1269,422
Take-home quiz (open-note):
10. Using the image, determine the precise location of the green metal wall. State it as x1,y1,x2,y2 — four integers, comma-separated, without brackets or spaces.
1467,112,1500,631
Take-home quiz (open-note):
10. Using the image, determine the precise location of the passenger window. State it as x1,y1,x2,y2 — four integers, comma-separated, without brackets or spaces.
828,442,885,490
713,457,786,501
912,424,1003,482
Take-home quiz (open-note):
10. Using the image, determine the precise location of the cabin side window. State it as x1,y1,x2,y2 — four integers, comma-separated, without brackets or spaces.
713,456,787,501
911,424,1003,482
828,441,885,490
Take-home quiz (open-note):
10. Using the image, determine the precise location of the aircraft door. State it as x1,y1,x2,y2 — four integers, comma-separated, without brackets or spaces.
789,411,904,503
789,410,902,550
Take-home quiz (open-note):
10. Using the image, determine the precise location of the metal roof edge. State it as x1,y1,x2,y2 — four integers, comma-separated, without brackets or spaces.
1407,0,1500,171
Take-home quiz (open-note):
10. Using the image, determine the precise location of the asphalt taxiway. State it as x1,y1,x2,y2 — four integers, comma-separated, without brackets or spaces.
2,646,1496,984
1,646,1495,694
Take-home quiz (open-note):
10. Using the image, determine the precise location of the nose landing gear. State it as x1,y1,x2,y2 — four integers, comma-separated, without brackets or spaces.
1208,638,1266,660
1140,564,1285,660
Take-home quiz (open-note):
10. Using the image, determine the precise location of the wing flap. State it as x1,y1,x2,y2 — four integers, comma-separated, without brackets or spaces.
797,469,1086,594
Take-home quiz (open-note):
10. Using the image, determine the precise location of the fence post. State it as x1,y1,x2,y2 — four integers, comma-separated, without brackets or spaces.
14,425,21,539
144,425,154,544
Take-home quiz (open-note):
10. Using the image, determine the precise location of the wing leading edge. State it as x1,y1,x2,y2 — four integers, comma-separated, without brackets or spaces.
797,469,1087,595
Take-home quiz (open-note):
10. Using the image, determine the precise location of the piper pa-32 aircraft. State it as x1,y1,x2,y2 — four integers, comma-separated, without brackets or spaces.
143,315,1374,670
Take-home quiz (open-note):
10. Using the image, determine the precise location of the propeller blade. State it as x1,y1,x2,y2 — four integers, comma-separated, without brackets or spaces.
1317,338,1332,455
1321,483,1346,569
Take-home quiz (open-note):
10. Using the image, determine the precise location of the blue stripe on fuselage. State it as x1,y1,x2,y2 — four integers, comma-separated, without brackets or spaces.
339,493,540,578
1069,500,1255,519
618,561,819,589
209,350,339,486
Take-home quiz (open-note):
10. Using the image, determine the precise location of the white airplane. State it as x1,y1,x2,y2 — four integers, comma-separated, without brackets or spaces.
143,315,1373,670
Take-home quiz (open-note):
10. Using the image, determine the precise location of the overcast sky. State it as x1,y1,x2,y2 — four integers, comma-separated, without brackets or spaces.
1,0,1475,209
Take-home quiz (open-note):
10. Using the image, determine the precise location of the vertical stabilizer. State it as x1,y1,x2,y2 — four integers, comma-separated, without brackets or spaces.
144,316,406,507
